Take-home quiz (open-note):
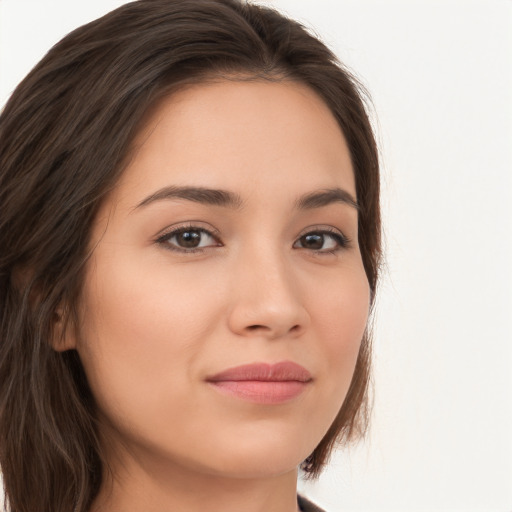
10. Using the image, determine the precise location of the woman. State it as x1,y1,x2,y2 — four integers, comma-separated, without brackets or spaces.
0,1,381,511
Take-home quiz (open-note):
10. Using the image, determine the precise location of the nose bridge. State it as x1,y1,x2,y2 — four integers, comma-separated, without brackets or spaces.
247,244,295,302
227,240,310,338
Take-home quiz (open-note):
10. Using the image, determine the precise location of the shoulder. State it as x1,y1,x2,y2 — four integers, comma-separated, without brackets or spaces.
297,494,327,512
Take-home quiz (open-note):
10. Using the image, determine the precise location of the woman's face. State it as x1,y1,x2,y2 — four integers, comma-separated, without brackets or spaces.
71,80,370,479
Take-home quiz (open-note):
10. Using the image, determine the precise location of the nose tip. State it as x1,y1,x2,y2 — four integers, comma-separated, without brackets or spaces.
227,263,310,339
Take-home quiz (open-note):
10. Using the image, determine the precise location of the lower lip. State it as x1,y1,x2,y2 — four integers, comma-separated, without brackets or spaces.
208,380,309,404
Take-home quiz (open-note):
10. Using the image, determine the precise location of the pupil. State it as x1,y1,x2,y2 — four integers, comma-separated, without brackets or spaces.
177,230,201,248
303,233,324,249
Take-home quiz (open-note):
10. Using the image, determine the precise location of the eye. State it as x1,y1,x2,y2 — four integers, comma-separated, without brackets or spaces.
156,226,221,252
293,229,349,253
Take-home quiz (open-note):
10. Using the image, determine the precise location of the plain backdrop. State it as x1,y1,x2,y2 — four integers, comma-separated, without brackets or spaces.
1,1,511,511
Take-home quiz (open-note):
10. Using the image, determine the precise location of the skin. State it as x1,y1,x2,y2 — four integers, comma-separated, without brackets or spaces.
61,80,370,512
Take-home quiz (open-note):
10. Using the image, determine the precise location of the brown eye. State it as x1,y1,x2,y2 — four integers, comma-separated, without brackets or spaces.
175,230,202,248
157,227,220,252
293,230,348,252
300,233,325,250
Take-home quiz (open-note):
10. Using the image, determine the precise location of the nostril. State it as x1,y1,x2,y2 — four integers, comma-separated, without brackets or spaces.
245,324,302,335
247,325,267,331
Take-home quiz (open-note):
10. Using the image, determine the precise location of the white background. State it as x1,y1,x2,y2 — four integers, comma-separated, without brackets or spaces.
1,1,511,511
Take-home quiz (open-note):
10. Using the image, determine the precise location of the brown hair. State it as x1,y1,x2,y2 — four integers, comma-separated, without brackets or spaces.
0,1,381,511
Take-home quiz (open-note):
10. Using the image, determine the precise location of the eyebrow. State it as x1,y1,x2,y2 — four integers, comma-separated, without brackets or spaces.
134,185,243,210
134,185,358,211
295,188,359,211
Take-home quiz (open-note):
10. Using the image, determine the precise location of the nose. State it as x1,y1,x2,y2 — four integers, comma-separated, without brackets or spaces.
227,249,310,340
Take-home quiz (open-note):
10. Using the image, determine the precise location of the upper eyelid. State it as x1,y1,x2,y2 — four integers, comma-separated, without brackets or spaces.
154,222,221,241
295,225,349,240
155,224,347,238
295,229,350,247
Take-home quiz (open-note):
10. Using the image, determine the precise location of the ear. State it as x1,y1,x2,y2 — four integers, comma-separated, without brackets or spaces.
50,306,78,352
12,265,78,352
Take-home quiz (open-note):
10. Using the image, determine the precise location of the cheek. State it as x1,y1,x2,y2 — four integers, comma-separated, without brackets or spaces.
75,249,222,419
81,246,220,346
312,265,370,391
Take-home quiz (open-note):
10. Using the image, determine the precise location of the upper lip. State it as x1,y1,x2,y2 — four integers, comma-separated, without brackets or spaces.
206,361,312,382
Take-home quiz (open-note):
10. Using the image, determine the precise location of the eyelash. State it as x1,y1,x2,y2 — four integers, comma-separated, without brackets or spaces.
155,224,351,255
294,226,351,255
155,224,222,254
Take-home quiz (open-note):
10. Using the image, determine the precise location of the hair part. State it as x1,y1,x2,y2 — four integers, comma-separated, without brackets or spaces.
0,1,381,510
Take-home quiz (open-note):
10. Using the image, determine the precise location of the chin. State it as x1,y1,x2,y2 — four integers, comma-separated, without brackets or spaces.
204,454,303,480
190,434,313,479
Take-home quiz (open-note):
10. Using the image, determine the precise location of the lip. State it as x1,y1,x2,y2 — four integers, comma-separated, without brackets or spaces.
206,361,312,404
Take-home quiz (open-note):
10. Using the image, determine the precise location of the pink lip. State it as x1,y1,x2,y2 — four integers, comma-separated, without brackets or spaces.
206,361,312,404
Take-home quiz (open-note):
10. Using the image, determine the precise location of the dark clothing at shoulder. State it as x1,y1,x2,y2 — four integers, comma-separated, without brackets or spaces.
298,495,326,512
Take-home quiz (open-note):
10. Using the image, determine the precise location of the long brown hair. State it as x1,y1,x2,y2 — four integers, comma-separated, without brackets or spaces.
0,1,381,511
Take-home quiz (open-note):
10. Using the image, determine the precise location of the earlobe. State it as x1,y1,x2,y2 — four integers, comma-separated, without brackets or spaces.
50,307,78,352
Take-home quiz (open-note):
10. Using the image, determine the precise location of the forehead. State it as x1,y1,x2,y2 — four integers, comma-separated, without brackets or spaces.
109,79,355,211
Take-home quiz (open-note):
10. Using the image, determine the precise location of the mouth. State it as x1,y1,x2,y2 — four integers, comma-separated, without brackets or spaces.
205,361,312,404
